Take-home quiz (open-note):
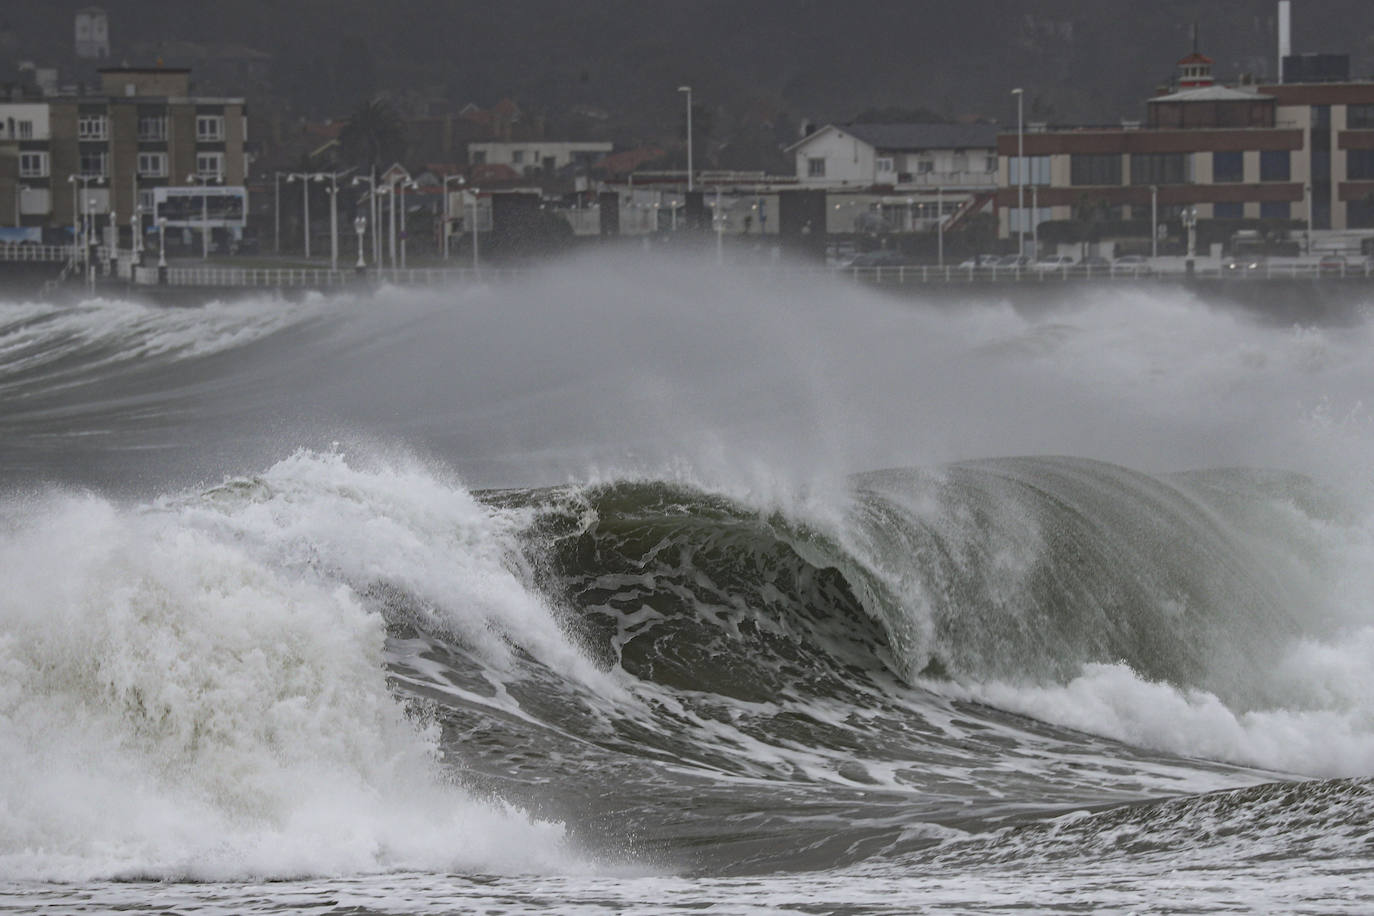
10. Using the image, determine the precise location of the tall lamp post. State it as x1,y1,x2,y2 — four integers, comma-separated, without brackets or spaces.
187,173,219,259
1150,184,1159,260
285,170,329,258
67,174,104,269
157,216,168,284
352,173,382,268
398,178,416,270
442,174,466,260
86,196,97,289
678,85,693,193
468,186,481,277
1012,87,1025,258
131,206,143,267
354,214,367,274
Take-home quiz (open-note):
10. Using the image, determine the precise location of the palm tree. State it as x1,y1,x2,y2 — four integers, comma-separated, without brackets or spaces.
339,96,406,172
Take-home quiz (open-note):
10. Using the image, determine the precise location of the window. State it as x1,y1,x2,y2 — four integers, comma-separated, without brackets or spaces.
1070,154,1122,186
986,155,998,172
138,189,156,213
17,120,32,139
1007,207,1053,232
196,151,223,178
19,151,48,178
137,152,167,177
1260,201,1290,220
1009,155,1051,186
1260,150,1290,181
1213,202,1243,219
1212,151,1243,183
512,150,524,164
1349,104,1374,130
196,115,224,141
471,150,486,165
917,157,934,174
1349,198,1374,228
807,156,825,177
1348,149,1374,180
1131,153,1191,185
876,156,894,173
79,151,107,177
78,114,107,140
138,115,167,140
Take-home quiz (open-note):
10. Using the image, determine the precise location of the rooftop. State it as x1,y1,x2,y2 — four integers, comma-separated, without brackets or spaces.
792,122,999,153
1149,85,1273,103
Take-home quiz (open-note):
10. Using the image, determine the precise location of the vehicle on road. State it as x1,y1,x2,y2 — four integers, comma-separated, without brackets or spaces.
1034,255,1076,273
844,249,910,268
958,253,1001,269
1113,255,1153,275
996,254,1032,268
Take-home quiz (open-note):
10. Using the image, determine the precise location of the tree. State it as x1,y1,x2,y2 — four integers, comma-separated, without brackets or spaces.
339,96,407,171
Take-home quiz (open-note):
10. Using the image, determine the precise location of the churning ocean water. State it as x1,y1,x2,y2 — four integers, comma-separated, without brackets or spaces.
1,256,1372,913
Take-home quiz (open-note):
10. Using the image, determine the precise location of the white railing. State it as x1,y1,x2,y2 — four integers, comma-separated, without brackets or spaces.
0,242,76,262
833,262,1374,283
158,266,521,288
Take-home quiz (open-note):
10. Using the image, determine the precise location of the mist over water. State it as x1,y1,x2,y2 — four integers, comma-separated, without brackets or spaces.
2,251,1374,910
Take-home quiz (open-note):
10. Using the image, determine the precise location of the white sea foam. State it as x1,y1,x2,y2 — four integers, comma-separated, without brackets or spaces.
0,463,590,882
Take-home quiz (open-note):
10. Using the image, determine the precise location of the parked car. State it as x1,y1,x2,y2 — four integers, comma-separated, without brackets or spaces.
958,253,1001,269
996,254,1032,268
1223,255,1266,272
1035,255,1076,273
1080,255,1111,271
844,249,910,268
1113,255,1154,274
1318,255,1348,274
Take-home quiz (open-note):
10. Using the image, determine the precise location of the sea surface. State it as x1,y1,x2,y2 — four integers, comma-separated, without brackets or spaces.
1,256,1372,913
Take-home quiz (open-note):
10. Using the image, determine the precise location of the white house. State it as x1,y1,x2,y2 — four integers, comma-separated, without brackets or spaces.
788,122,999,189
75,7,110,60
467,141,612,177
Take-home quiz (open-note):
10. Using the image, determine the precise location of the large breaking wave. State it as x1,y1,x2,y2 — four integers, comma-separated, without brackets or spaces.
1,258,1373,887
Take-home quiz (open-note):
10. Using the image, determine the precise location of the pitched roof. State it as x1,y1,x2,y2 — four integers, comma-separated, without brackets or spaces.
1149,85,1272,103
789,122,999,153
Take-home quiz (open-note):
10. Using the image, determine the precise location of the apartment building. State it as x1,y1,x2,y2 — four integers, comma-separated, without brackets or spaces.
0,67,247,242
996,48,1374,239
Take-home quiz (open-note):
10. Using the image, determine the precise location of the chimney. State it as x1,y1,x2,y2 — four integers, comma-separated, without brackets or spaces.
1278,1,1292,82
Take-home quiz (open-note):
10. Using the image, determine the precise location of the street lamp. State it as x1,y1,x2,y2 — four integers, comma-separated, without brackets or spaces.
352,172,382,268
354,214,367,273
187,173,220,259
442,174,466,260
1012,87,1025,258
131,205,143,266
86,196,97,289
398,178,417,270
285,170,330,258
468,186,481,276
937,186,944,267
678,85,693,193
157,216,168,283
67,174,104,268
1150,184,1159,260
1182,205,1198,260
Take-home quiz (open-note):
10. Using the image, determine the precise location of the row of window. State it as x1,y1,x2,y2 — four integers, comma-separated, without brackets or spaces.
16,150,224,179
806,155,999,179
75,113,225,142
1011,202,1294,225
2,119,35,139
1065,151,1292,186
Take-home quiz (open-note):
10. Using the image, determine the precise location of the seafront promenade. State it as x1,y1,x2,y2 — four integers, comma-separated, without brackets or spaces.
3,241,1374,294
